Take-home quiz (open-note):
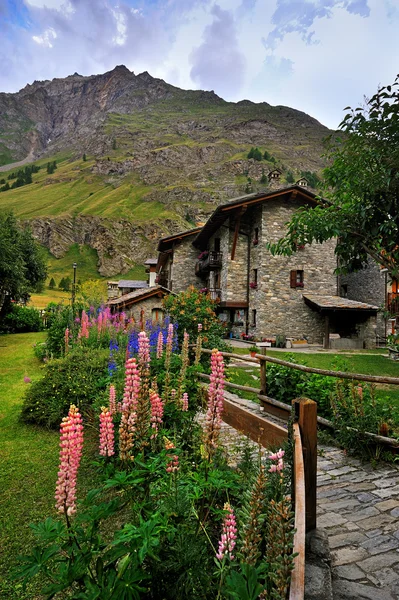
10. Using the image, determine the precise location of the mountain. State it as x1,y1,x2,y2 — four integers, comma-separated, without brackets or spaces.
0,66,332,276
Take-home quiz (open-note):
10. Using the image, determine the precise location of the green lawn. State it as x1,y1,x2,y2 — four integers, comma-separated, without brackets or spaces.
0,333,96,598
226,350,399,407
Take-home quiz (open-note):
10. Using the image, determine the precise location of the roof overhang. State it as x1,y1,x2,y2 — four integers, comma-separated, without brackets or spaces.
107,286,172,309
193,185,321,250
157,227,202,253
219,301,248,309
303,294,378,314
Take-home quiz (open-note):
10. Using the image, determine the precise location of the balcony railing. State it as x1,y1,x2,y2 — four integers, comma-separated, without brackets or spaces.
208,288,222,301
195,251,223,276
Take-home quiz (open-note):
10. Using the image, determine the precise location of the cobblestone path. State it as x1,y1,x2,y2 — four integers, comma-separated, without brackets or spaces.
318,446,399,599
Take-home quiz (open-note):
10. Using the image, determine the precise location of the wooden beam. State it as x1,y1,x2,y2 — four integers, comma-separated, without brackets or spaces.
222,397,287,447
289,422,305,600
293,398,317,533
259,346,267,395
231,205,247,260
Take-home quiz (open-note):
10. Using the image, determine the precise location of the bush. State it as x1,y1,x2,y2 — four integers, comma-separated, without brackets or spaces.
21,346,109,428
0,304,42,333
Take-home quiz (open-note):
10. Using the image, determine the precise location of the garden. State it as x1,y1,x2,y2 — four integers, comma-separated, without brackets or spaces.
0,291,297,600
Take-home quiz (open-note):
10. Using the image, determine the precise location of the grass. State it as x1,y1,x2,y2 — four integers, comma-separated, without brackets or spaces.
0,333,97,599
27,244,147,309
226,349,399,407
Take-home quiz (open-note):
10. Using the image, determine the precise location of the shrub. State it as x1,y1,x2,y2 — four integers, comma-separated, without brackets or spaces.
21,346,109,428
0,304,42,333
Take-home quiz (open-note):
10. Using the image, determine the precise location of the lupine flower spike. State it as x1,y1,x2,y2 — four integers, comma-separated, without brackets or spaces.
181,392,189,411
64,327,69,354
156,331,164,359
150,389,164,438
216,503,237,561
204,349,225,459
164,437,179,473
55,404,84,516
109,385,116,414
99,407,115,457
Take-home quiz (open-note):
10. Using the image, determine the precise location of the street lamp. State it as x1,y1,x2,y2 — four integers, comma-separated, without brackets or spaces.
72,262,77,309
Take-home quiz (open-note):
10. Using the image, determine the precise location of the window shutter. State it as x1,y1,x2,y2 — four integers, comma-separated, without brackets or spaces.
290,270,297,288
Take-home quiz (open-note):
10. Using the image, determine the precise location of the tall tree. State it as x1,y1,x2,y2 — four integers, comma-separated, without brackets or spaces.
0,213,47,317
269,75,399,278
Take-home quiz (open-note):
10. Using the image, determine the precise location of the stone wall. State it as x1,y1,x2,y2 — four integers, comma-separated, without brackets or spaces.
253,199,338,343
340,259,386,339
170,237,201,293
124,295,165,324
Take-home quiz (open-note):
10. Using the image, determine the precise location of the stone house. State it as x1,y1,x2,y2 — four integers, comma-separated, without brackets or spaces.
156,185,378,348
108,286,170,325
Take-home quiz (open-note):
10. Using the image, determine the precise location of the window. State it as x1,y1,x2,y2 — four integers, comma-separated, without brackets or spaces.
152,308,164,323
253,228,259,245
253,269,258,284
214,238,221,253
251,309,256,327
290,270,304,288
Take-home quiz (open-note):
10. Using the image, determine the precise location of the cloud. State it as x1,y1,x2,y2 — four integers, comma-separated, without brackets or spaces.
189,4,246,96
264,0,370,50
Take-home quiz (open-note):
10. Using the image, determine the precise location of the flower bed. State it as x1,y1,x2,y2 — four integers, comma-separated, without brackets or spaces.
16,318,296,599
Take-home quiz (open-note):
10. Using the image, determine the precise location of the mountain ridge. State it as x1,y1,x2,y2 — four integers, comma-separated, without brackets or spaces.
0,65,332,276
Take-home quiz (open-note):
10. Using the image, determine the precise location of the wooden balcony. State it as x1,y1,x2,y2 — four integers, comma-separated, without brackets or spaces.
156,273,169,288
196,251,223,276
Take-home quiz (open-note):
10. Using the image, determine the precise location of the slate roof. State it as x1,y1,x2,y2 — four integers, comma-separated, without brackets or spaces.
144,258,158,265
303,295,378,312
118,280,148,289
107,285,170,306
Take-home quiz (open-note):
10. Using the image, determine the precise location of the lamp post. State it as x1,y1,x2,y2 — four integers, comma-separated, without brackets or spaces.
72,262,77,309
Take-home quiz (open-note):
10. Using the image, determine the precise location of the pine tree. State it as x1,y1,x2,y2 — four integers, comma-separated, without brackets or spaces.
83,153,87,161
252,148,263,161
286,171,295,183
49,277,56,289
58,277,66,290
263,150,271,161
260,169,268,184
63,277,71,292
112,139,117,150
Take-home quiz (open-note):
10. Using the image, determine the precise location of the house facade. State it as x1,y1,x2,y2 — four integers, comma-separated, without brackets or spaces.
157,186,378,347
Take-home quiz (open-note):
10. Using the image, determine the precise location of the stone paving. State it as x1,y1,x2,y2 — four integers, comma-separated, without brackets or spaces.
317,445,399,599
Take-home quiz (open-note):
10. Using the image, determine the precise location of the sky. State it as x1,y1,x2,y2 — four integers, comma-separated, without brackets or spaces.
1,0,398,129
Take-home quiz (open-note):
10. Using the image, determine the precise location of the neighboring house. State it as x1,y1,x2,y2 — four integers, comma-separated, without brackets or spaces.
340,259,399,341
107,286,170,325
107,258,159,300
156,185,378,348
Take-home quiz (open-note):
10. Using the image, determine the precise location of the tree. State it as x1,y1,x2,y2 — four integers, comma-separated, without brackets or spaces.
0,212,47,318
83,153,87,162
260,169,268,185
269,75,399,278
252,147,263,161
286,170,295,184
112,138,117,150
247,147,255,159
49,277,56,289
58,277,66,290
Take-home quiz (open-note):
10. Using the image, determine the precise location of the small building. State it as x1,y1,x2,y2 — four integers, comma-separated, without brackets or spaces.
295,177,308,188
145,258,158,288
107,286,170,325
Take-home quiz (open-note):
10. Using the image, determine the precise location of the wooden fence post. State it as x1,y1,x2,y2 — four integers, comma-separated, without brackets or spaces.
292,398,317,533
260,347,267,395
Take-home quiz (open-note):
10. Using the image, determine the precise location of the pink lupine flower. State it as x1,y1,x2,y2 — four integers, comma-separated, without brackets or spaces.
269,464,277,473
150,389,164,438
23,376,31,384
99,407,115,457
138,331,150,371
109,385,116,414
166,323,174,353
164,437,179,473
55,404,84,516
79,310,89,339
181,392,188,411
269,452,278,461
97,312,103,336
166,455,179,473
204,349,225,456
64,328,69,354
171,389,176,401
276,449,285,459
216,503,237,561
277,458,284,472
156,331,164,358
119,358,141,460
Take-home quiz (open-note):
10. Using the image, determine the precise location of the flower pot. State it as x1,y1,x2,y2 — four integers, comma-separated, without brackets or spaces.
250,351,256,357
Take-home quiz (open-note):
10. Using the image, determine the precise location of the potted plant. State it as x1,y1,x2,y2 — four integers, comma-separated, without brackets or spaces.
249,345,258,357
